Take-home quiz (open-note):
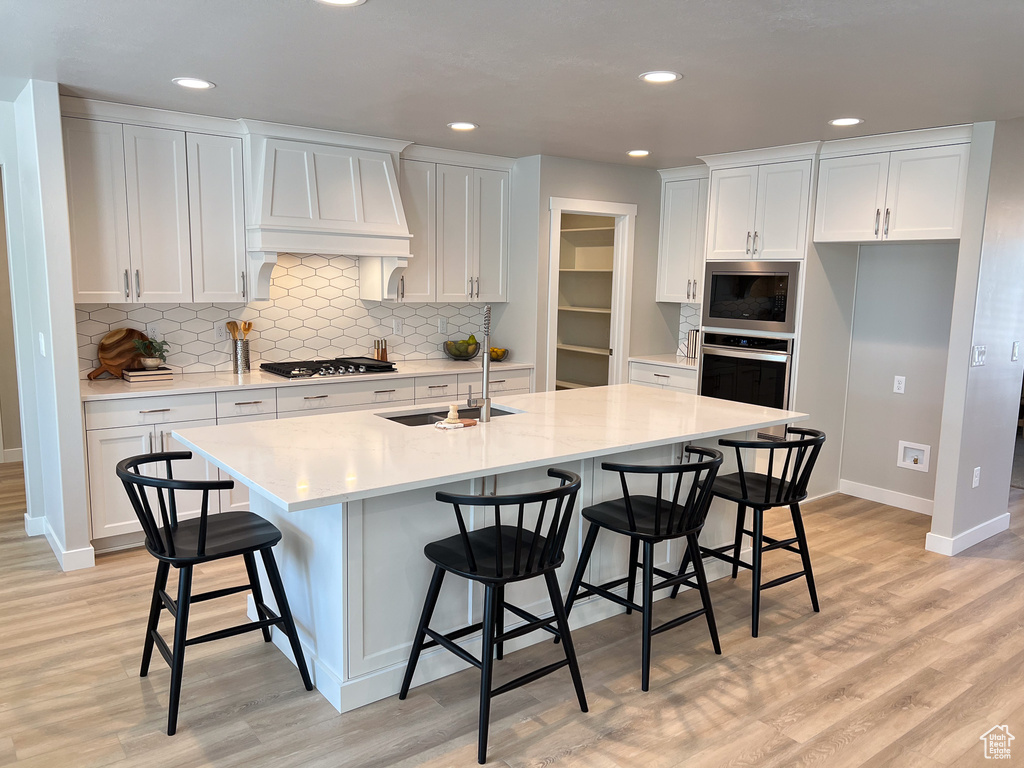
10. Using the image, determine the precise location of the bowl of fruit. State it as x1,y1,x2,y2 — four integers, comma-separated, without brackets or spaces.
489,347,509,362
443,335,480,361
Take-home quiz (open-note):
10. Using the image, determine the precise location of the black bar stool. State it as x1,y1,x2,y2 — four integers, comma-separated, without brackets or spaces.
117,452,314,736
399,469,587,765
671,427,826,637
562,446,723,691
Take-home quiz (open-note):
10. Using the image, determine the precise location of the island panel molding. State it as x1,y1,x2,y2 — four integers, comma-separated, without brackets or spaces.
76,253,486,374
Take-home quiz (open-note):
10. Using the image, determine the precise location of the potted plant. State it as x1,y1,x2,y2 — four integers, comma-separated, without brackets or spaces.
133,337,170,370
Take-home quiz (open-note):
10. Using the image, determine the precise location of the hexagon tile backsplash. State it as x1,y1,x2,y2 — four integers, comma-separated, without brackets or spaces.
678,304,699,356
76,254,487,375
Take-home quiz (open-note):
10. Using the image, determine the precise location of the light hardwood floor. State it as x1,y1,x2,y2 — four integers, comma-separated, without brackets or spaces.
2,461,1022,767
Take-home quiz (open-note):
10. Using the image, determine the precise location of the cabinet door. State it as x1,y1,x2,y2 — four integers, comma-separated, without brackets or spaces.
187,133,246,302
657,178,707,302
813,153,889,242
87,424,154,539
754,159,811,260
123,125,193,302
436,164,473,302
158,419,220,520
63,118,132,303
706,166,758,260
473,168,509,303
398,159,436,302
884,144,970,241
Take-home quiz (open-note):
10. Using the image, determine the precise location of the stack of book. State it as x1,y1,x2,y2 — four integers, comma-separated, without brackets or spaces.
122,366,173,383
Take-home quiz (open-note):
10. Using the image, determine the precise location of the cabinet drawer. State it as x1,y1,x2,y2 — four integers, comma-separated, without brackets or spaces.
85,392,217,430
457,369,532,395
629,363,697,392
215,388,277,418
415,375,458,402
277,400,415,419
277,377,415,413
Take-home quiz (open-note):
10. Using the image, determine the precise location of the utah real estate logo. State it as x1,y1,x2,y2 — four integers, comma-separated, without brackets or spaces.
980,725,1014,759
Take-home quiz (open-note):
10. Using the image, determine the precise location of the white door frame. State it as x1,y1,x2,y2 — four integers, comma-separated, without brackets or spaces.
545,197,637,392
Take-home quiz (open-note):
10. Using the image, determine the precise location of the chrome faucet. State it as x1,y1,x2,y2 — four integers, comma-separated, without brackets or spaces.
467,305,492,422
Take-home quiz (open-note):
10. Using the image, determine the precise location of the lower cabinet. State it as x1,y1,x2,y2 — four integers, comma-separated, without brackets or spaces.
628,361,697,393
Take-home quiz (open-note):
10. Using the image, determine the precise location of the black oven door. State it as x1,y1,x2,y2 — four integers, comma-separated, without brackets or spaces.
700,348,791,410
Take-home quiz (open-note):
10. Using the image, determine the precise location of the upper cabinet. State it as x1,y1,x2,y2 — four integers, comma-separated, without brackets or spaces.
705,157,812,261
396,159,436,303
814,141,970,243
64,117,247,303
655,169,708,303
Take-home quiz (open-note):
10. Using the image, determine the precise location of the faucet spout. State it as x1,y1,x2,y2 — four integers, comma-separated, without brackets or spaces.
480,305,492,422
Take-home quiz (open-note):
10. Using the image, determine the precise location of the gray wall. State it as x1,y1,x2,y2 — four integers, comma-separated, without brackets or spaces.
840,243,958,502
0,176,21,451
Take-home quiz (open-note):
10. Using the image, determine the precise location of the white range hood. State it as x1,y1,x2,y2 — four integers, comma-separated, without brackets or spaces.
241,120,414,301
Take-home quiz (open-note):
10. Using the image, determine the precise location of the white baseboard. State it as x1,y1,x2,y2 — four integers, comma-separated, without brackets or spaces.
839,479,933,516
24,513,46,537
925,513,1011,556
3,448,22,463
43,519,95,571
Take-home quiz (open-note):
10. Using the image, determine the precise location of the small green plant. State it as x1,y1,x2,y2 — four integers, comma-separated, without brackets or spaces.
134,337,170,361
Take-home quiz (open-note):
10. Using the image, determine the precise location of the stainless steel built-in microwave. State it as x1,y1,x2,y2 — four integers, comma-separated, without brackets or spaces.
701,261,799,335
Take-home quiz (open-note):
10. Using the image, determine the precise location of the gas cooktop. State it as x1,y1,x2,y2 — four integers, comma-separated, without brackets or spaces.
261,357,397,379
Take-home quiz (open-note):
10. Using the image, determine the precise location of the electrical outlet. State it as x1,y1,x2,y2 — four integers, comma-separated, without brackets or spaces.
146,323,161,340
1013,341,1020,362
438,317,448,334
215,324,227,341
971,345,987,367
893,375,906,394
973,466,981,488
392,318,403,335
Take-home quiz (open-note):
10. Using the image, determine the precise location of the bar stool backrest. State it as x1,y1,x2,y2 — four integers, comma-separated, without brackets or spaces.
434,469,582,579
117,452,233,559
719,427,826,507
599,446,723,537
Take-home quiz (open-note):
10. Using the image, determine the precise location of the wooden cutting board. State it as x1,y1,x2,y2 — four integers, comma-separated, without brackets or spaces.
88,328,149,380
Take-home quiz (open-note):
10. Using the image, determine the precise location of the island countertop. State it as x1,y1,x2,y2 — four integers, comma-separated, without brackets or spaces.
173,384,805,513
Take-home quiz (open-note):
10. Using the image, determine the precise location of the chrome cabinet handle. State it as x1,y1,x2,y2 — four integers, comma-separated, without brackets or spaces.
304,395,329,400
653,373,669,379
752,231,759,255
139,408,171,414
746,231,752,254
148,432,153,453
241,271,246,299
134,270,141,299
160,430,166,452
468,277,473,297
491,379,506,384
686,279,691,300
123,269,130,300
234,400,263,406
693,279,698,298
374,389,396,395
883,208,891,237
400,275,405,300
427,384,448,390
874,209,881,236
475,277,480,298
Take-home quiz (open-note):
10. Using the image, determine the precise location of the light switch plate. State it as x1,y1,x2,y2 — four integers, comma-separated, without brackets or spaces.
971,345,987,367
973,466,981,488
392,318,403,335
1013,341,1020,362
438,317,448,334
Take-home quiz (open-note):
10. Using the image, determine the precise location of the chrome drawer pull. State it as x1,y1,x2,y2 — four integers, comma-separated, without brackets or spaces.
491,379,506,384
653,373,669,379
428,384,449,390
304,395,329,400
139,408,171,414
234,400,263,406
375,389,396,394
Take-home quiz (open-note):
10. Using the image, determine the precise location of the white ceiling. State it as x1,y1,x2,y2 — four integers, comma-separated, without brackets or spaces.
3,0,1024,167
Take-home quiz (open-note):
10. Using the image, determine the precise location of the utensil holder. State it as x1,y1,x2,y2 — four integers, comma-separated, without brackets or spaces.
233,339,250,374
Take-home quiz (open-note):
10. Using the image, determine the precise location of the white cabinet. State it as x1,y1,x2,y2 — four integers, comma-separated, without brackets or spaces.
656,175,708,303
628,361,697,393
814,143,970,243
187,133,247,302
397,159,436,302
706,160,811,261
436,164,509,303
64,118,246,303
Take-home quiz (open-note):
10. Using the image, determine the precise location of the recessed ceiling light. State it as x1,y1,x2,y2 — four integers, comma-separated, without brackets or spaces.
448,122,478,131
628,150,650,158
315,0,367,5
172,77,215,90
639,71,683,84
828,117,864,127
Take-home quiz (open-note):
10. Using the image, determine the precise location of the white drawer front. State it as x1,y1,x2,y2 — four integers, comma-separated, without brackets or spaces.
85,392,217,430
629,363,697,393
216,388,277,418
457,368,532,396
415,375,458,402
277,377,415,413
277,400,415,419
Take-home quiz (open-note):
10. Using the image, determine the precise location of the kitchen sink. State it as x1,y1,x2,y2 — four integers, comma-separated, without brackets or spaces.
379,406,520,427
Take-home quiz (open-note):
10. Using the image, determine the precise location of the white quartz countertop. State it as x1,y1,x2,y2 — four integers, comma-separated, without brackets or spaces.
173,384,805,513
628,354,699,370
79,359,534,402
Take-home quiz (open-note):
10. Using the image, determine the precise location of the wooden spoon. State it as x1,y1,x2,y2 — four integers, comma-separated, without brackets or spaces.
226,321,239,340
241,321,252,338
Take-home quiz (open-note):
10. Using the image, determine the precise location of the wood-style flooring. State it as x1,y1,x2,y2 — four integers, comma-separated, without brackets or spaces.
1,460,1022,767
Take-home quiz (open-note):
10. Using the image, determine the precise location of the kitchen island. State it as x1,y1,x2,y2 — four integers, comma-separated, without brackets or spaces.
173,384,804,712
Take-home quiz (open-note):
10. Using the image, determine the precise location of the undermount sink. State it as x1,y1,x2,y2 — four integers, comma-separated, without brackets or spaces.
379,406,520,427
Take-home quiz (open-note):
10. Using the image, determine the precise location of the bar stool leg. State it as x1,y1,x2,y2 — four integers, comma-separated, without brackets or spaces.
732,504,747,579
260,548,314,691
750,509,764,638
495,585,505,660
477,585,498,765
669,537,693,600
544,571,588,713
141,561,169,677
564,523,600,618
625,538,640,615
790,503,820,612
400,566,445,699
641,541,655,692
688,533,721,654
166,565,192,736
243,552,272,642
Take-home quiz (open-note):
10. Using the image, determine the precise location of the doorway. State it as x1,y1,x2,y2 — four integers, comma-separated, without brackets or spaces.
545,198,636,392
